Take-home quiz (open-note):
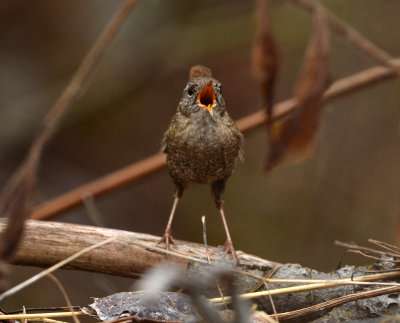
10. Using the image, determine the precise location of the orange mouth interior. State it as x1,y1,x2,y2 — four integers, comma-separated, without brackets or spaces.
197,82,216,113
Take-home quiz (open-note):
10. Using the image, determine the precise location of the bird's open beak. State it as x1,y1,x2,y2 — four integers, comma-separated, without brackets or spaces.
197,82,216,116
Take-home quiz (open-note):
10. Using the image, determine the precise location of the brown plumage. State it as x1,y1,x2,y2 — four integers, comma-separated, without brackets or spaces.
160,66,243,262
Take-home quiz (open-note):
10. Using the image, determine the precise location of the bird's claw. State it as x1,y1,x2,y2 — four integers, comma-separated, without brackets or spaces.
223,239,240,264
157,231,176,251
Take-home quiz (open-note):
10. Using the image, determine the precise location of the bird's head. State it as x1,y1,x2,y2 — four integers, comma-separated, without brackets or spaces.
178,77,226,118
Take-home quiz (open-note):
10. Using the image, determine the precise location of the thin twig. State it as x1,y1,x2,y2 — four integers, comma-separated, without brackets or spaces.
335,240,399,258
369,239,400,254
290,0,400,75
22,306,27,323
276,285,400,320
0,238,115,302
201,216,211,263
346,250,400,263
31,57,400,221
201,216,227,309
38,0,139,144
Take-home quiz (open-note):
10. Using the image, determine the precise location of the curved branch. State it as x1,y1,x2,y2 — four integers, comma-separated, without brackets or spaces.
31,57,400,221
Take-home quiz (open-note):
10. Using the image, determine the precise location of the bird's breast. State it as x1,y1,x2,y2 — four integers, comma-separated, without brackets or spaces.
165,117,240,185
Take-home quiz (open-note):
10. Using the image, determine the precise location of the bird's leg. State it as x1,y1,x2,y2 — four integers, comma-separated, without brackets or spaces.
158,190,181,250
212,178,239,264
218,206,239,263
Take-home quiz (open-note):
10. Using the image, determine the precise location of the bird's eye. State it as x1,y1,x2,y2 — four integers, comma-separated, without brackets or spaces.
187,86,195,96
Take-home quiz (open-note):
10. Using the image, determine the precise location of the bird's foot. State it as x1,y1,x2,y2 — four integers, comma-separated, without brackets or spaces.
223,239,240,264
157,231,176,251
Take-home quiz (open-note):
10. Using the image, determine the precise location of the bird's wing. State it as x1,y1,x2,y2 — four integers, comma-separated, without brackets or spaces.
223,113,244,162
160,132,168,153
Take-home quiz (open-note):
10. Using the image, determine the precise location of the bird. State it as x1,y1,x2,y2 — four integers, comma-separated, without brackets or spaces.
159,65,243,262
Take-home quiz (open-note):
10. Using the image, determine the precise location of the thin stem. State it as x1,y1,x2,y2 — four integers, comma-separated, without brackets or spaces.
0,0,139,273
290,0,400,75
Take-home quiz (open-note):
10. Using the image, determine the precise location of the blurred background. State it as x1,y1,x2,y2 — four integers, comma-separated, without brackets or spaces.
1,0,400,313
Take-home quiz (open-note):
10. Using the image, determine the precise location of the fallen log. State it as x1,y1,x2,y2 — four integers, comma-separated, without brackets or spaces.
3,220,400,321
1,219,278,277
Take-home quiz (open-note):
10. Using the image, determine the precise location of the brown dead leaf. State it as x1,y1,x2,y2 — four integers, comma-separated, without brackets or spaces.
266,6,330,171
252,0,279,119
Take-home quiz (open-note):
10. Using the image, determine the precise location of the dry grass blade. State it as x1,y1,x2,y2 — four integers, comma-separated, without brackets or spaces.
46,273,80,323
266,6,329,171
0,0,139,287
0,237,115,302
276,285,400,320
0,312,85,320
210,270,400,304
252,0,279,119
